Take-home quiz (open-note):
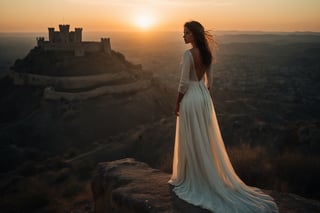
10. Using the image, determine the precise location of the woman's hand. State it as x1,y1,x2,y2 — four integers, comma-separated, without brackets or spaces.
175,92,184,116
175,103,180,116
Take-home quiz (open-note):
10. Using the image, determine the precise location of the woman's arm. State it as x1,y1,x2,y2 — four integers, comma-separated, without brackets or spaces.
175,51,191,116
175,92,184,116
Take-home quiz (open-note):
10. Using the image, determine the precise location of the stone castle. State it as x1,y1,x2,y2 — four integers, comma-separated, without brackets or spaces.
36,24,111,56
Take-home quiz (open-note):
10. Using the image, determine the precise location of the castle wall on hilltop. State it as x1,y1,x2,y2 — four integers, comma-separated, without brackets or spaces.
10,71,128,89
43,80,150,101
10,71,151,100
36,24,111,56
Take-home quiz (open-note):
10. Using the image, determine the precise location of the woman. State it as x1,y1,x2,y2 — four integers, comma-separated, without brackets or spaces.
168,21,279,213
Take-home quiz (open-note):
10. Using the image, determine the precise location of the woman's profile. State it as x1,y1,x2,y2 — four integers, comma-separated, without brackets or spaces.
168,20,279,213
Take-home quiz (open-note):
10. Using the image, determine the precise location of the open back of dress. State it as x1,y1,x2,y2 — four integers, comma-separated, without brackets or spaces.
169,50,279,213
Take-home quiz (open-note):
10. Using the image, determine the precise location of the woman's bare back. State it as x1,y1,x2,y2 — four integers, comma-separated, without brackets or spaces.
190,48,206,81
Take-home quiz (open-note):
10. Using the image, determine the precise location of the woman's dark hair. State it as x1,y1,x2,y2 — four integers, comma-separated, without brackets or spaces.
184,21,214,68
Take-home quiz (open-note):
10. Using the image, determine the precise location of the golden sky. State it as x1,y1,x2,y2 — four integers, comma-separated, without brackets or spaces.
1,0,320,32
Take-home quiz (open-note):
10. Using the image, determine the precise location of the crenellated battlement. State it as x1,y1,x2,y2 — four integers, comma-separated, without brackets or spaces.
47,24,81,43
36,37,45,48
59,24,70,33
37,24,111,56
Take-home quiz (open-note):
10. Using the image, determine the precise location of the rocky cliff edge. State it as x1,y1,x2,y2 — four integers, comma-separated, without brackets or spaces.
91,158,320,213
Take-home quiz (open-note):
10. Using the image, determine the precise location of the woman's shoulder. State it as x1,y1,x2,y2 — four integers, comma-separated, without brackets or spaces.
182,49,192,58
184,49,192,54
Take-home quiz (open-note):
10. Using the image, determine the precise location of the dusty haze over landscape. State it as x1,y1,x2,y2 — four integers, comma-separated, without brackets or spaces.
0,0,320,212
0,30,320,212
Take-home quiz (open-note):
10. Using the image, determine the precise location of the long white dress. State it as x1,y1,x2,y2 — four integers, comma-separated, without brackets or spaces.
169,50,279,213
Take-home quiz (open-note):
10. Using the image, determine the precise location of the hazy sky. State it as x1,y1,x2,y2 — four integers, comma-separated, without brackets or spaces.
1,0,319,32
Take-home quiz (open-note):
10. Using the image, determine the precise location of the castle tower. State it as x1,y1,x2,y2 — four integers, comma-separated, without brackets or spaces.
74,28,83,42
48,28,55,42
59,24,70,43
59,24,70,33
101,38,111,56
36,37,45,48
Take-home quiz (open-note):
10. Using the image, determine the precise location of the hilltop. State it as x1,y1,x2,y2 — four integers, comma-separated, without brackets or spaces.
12,46,143,77
0,25,173,212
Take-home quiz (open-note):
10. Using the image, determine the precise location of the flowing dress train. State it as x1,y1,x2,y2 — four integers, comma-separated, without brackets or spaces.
169,50,279,213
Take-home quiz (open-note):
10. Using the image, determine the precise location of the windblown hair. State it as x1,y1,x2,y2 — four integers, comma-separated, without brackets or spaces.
184,21,216,68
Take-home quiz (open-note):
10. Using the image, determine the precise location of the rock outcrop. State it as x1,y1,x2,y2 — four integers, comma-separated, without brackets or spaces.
91,158,320,213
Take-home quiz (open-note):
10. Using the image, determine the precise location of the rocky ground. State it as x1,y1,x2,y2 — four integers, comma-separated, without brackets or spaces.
92,158,320,213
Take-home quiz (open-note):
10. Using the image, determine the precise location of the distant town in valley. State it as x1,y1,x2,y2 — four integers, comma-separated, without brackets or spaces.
0,26,320,212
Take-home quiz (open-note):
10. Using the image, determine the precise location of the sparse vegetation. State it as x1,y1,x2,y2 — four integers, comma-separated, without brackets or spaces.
136,133,320,200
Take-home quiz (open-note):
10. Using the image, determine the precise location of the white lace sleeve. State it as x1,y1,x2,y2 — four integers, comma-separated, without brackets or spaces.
178,51,191,94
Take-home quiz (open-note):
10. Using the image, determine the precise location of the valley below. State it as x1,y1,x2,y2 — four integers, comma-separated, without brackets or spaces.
0,32,320,212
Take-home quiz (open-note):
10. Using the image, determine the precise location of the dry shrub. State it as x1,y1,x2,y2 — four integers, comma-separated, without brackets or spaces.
227,143,273,187
227,143,320,199
274,152,320,198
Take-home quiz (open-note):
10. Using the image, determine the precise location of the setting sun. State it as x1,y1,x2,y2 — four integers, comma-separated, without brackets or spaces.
134,14,155,30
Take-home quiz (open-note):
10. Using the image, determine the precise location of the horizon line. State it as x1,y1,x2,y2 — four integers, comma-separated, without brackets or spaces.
1,30,320,34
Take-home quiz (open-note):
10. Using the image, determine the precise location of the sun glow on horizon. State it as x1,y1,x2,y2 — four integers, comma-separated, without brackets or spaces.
134,14,156,30
1,1,320,32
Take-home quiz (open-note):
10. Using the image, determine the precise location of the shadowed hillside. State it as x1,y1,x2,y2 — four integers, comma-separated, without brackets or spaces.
0,35,173,211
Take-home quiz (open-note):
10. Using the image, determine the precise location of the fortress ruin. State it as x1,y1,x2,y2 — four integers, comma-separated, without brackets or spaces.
11,24,152,100
36,24,111,56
